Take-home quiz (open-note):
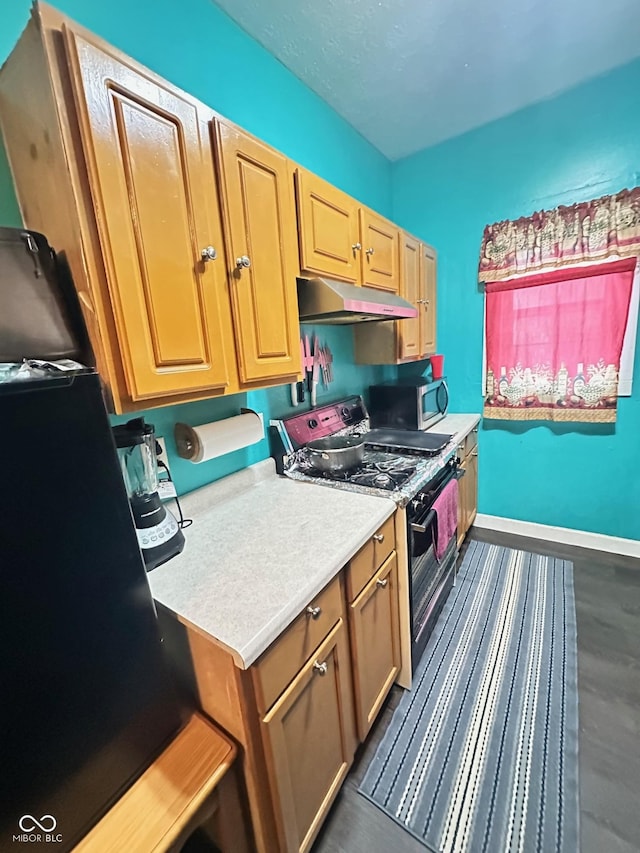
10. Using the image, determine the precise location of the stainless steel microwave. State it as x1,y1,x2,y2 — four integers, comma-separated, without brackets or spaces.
368,378,449,431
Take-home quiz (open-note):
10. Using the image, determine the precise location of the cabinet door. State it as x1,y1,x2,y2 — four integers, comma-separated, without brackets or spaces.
466,447,478,531
262,620,356,853
215,122,300,384
295,169,361,284
349,553,400,740
420,244,437,356
398,232,422,360
360,209,399,292
457,457,468,549
64,28,231,401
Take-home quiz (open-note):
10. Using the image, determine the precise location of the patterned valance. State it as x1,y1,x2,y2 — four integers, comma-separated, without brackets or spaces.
479,187,640,282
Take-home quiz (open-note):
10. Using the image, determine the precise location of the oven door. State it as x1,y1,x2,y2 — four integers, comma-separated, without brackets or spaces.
408,465,458,670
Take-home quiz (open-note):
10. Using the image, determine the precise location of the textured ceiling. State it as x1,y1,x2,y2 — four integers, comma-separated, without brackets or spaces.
212,0,640,160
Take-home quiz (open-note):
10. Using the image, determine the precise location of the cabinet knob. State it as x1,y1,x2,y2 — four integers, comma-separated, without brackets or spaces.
236,255,251,269
201,246,217,262
313,660,328,676
376,577,389,589
424,299,430,306
365,247,375,256
352,242,362,251
306,605,322,619
373,533,384,543
471,450,478,457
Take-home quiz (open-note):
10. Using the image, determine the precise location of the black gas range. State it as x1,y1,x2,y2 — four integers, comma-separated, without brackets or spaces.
269,395,453,498
269,395,461,672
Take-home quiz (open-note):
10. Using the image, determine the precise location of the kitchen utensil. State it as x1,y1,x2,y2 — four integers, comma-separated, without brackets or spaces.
297,338,306,403
304,335,312,392
306,435,365,472
311,334,320,405
326,344,334,381
113,418,184,570
290,381,298,406
319,345,328,387
311,358,319,406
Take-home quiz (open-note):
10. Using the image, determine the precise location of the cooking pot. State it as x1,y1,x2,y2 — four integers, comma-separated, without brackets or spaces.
306,435,365,473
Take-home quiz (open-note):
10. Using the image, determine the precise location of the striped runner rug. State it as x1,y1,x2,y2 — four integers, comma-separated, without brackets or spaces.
359,540,579,853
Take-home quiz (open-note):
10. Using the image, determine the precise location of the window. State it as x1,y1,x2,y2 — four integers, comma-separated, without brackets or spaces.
483,258,637,423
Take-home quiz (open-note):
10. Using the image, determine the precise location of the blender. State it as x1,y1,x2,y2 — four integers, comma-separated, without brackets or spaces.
113,418,185,570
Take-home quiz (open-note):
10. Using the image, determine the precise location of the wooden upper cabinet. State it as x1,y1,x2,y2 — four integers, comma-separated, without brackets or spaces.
63,27,231,401
359,209,399,292
420,244,437,356
295,169,361,284
214,122,300,384
398,232,421,360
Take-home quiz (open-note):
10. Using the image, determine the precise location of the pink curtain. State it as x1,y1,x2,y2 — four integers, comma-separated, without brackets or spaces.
484,258,636,422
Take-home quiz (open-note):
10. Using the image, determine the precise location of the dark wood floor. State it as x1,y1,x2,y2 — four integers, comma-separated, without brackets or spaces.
314,530,640,853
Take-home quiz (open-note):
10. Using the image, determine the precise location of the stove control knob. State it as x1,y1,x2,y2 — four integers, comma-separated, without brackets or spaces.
340,407,351,420
308,418,318,429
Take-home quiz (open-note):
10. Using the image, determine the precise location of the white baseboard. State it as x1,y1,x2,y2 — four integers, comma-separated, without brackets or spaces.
473,514,640,559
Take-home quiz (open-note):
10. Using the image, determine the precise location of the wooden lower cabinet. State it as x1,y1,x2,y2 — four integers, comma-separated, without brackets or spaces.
457,428,479,547
466,447,478,530
261,619,356,853
157,520,403,853
349,553,400,740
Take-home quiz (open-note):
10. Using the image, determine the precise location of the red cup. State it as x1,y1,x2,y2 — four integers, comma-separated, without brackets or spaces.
430,354,444,380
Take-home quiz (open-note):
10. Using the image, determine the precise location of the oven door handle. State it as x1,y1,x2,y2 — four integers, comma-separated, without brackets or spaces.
411,507,436,534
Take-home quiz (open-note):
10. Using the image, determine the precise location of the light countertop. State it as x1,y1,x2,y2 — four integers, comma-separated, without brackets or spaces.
148,459,395,669
427,413,480,444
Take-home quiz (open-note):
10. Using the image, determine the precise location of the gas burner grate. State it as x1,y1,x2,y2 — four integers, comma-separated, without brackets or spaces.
294,448,417,491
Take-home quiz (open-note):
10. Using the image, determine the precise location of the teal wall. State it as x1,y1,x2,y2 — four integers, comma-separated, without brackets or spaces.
0,0,393,495
392,58,640,540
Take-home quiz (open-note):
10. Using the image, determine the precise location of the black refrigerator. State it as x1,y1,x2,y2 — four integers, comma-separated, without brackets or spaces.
0,370,183,851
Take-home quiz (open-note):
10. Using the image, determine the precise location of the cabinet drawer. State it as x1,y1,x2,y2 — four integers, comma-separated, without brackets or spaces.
254,576,343,714
345,515,395,602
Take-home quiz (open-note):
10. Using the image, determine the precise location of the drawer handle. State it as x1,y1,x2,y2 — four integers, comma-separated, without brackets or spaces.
313,660,328,676
306,605,322,619
373,533,385,543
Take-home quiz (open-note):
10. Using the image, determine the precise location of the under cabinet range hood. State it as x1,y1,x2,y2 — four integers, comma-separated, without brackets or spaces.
297,277,418,325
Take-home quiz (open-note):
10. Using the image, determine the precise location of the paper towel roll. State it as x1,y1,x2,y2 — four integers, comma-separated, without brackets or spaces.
174,410,264,463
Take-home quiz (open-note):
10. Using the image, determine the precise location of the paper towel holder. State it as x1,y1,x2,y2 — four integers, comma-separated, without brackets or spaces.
174,408,264,463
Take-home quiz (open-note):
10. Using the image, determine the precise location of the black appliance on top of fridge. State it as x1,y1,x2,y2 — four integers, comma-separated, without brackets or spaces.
0,370,183,850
